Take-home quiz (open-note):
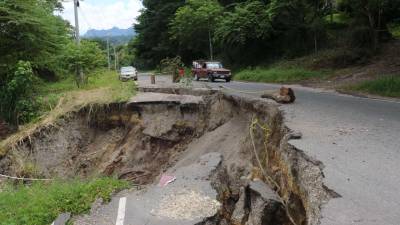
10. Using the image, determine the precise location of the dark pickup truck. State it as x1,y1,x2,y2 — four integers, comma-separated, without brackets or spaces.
192,61,232,82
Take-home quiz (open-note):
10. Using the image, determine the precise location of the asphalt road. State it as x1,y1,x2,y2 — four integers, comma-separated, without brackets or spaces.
78,75,400,225
200,79,400,225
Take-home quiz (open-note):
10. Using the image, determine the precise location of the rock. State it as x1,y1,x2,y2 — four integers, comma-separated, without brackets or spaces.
196,219,219,225
52,212,71,225
231,187,249,225
261,87,296,104
219,219,229,225
246,181,286,225
248,180,280,202
289,131,302,140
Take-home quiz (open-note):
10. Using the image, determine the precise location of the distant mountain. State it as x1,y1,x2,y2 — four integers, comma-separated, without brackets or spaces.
83,27,136,38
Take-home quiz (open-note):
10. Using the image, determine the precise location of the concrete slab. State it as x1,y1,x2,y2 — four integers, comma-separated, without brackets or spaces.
123,152,222,225
128,92,204,105
73,153,223,225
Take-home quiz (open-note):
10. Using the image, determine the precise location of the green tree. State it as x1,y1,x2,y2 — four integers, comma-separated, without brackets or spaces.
132,0,185,68
0,0,69,73
266,0,330,54
339,0,400,50
0,0,70,125
215,1,272,46
170,0,223,61
0,61,38,125
115,44,136,68
61,40,107,84
213,1,274,65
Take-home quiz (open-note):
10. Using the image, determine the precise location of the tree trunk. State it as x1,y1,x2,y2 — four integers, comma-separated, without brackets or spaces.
208,28,213,61
314,31,318,53
366,7,378,51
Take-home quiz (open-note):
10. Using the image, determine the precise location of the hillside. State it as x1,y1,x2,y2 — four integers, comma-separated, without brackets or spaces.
83,27,136,38
234,40,400,98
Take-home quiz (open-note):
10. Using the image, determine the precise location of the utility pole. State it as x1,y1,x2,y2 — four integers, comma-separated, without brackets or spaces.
73,0,84,85
73,0,80,44
115,48,119,71
208,19,213,61
113,45,118,70
208,29,213,61
107,36,111,70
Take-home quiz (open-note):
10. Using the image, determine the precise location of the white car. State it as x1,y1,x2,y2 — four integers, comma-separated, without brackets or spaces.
120,66,138,81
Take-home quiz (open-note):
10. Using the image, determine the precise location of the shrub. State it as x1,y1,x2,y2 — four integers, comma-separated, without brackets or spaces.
347,76,400,97
0,61,38,125
0,178,129,225
234,67,325,83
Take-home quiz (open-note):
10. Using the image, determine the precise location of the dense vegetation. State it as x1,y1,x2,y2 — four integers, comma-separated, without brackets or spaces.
0,3,136,223
0,0,110,126
1,0,399,126
0,178,129,225
344,76,400,97
235,67,327,83
132,0,400,68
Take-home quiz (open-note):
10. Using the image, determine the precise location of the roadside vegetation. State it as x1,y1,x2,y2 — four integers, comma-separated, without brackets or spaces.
0,178,129,225
0,69,135,156
37,70,136,115
0,2,136,222
388,23,400,38
134,0,400,68
0,1,136,129
343,76,400,97
132,0,400,97
235,67,327,83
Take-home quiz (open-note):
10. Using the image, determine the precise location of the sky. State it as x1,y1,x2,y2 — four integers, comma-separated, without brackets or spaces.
60,0,143,34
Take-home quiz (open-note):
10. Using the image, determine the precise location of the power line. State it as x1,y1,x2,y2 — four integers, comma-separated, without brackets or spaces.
78,7,93,32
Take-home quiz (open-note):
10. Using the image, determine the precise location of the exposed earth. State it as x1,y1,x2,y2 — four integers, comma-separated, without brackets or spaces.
139,74,400,225
299,40,400,93
202,78,400,225
0,73,399,225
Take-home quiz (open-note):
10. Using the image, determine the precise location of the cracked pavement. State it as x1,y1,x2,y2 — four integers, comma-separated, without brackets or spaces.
202,78,400,225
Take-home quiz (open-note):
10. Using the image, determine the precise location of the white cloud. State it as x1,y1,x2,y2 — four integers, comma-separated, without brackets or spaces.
60,0,143,34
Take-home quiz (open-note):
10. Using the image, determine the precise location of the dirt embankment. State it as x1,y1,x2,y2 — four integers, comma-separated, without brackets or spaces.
303,40,400,89
0,88,338,225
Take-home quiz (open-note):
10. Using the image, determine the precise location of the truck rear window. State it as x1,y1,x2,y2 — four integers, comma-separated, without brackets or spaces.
206,63,223,69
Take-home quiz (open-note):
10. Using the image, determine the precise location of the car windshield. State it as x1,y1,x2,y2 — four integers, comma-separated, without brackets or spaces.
206,63,223,69
121,67,135,72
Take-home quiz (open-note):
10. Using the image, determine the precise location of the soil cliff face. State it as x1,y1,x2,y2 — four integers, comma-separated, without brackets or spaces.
0,89,337,225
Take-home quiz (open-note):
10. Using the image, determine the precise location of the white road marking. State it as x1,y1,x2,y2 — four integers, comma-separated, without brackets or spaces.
115,197,127,225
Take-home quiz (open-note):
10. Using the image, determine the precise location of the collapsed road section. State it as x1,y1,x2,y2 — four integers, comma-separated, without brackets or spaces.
0,87,338,225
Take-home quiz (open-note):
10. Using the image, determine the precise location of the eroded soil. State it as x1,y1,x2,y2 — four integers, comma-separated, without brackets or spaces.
0,88,337,225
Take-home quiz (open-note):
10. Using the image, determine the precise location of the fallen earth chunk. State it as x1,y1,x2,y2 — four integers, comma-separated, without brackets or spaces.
261,87,296,104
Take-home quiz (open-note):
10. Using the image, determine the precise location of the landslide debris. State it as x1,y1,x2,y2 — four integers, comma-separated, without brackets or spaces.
0,88,337,225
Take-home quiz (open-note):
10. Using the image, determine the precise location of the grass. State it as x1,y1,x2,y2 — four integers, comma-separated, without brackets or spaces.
388,23,400,39
38,69,136,112
324,13,351,25
344,76,400,98
0,72,133,224
0,177,129,225
0,69,136,156
234,67,326,83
